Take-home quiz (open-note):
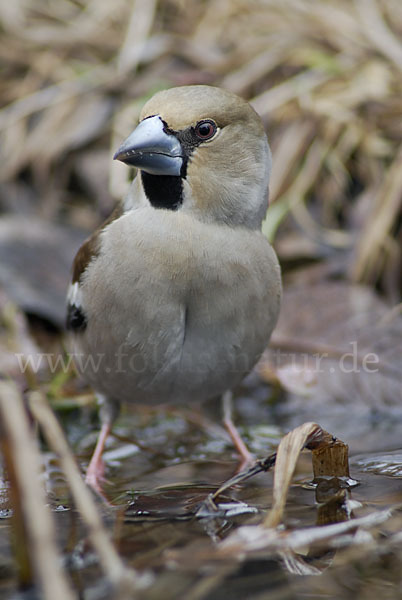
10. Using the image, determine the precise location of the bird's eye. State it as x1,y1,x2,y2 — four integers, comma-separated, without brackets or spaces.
194,120,217,140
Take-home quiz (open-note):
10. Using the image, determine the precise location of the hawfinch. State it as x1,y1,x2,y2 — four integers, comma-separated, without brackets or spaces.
67,85,282,492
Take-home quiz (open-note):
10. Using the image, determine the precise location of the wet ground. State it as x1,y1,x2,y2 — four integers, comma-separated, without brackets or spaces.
1,375,402,599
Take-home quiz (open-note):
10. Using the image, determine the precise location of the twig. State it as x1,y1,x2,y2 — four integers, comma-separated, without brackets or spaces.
209,453,277,501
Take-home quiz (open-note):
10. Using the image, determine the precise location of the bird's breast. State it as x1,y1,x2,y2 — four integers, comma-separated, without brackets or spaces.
74,208,281,403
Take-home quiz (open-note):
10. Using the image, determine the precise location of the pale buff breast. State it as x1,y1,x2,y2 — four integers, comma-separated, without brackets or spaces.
72,208,281,404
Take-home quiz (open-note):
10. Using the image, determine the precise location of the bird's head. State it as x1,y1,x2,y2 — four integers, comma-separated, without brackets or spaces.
114,85,271,229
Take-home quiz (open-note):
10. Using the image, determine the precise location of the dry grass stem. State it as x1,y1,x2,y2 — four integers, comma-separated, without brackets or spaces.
0,382,75,600
28,391,140,596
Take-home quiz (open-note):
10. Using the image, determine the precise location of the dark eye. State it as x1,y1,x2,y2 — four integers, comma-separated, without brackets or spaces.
194,120,217,140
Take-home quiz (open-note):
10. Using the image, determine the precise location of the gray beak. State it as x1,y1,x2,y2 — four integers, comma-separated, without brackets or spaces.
113,115,183,176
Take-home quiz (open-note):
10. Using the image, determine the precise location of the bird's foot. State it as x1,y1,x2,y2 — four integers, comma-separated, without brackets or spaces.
85,459,107,494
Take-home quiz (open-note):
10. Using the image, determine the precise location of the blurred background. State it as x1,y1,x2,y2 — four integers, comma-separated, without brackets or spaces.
0,0,401,440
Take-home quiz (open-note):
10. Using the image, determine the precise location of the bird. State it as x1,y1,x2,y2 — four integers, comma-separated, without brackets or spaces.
66,85,282,493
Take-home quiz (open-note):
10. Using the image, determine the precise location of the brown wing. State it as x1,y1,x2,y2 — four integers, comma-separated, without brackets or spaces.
71,202,124,284
67,202,125,331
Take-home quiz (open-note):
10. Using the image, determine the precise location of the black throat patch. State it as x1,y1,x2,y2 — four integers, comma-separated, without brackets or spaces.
141,172,183,211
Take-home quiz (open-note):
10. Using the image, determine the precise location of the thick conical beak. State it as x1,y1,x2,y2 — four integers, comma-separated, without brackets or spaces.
113,115,183,176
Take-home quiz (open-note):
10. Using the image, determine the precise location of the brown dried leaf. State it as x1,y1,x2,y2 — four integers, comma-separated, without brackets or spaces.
0,216,87,326
261,281,402,442
264,422,334,528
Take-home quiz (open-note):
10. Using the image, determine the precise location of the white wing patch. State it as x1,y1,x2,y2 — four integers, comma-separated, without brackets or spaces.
67,281,84,308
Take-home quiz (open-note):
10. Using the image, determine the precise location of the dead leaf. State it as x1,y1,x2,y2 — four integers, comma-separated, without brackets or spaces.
0,216,87,326
264,423,338,527
260,281,402,446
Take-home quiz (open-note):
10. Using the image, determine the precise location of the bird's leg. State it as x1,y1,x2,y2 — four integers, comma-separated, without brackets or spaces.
222,390,254,469
85,421,111,493
85,395,120,494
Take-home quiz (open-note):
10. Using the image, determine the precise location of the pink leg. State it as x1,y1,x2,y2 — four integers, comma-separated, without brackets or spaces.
85,422,111,494
222,391,254,468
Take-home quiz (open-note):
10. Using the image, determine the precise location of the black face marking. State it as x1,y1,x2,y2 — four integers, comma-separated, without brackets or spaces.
161,120,214,178
141,172,183,210
66,303,87,332
141,119,218,210
175,127,204,155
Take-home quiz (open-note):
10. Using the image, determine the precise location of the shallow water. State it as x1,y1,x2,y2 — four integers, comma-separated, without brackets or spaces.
1,379,402,599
